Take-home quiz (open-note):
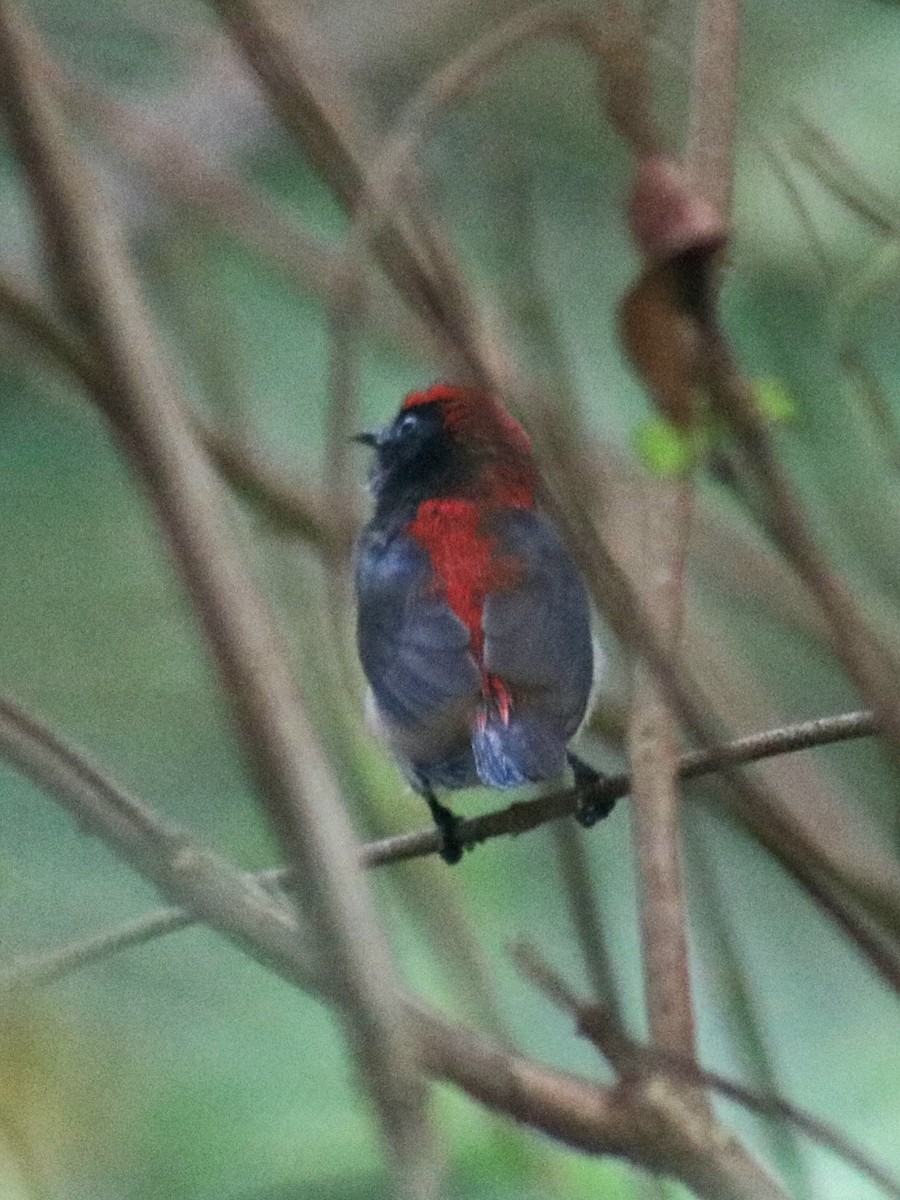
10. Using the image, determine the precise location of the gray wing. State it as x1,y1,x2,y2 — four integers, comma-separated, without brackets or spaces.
355,527,480,729
482,508,593,735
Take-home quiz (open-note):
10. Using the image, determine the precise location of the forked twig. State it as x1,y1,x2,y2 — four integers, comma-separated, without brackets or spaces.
3,259,900,994
0,699,880,993
0,6,436,1194
0,691,795,1199
515,947,900,1200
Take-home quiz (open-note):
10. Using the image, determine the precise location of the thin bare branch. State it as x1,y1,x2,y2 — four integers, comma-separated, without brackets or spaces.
669,1061,900,1200
365,705,884,862
704,342,900,751
0,690,793,1200
518,949,900,1200
0,270,96,383
0,6,435,1192
788,114,900,239
686,0,741,213
208,0,484,381
552,823,622,1019
3,909,194,990
198,415,354,548
348,5,660,288
756,135,835,285
512,943,638,1073
413,1002,790,1200
0,694,319,992
3,705,883,993
690,827,812,1200
627,481,699,1058
51,60,437,366
0,270,352,552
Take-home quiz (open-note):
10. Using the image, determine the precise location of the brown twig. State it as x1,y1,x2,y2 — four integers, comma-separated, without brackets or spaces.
208,0,485,382
413,999,789,1200
788,114,900,239
686,0,741,215
0,701,883,993
0,695,320,990
233,2,663,430
552,824,622,1019
627,482,698,1058
346,5,660,296
689,826,812,1200
0,7,435,1194
199,414,354,548
756,135,834,285
705,344,900,751
50,59,438,367
0,269,352,551
0,270,96,382
0,691,792,1200
516,948,900,1200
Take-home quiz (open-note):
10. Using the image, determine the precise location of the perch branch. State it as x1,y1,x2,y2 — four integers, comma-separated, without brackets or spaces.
0,6,435,1193
0,692,791,1200
1,704,880,993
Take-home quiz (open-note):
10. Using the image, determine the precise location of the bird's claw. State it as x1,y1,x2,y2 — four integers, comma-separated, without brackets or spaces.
567,752,617,829
423,787,464,865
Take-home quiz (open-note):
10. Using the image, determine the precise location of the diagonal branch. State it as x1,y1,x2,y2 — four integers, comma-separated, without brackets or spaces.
516,948,900,1200
622,0,742,1069
344,3,659,318
0,6,435,1194
9,259,898,991
208,0,485,381
0,694,789,1200
1,701,886,993
0,695,319,992
0,270,352,551
705,341,900,752
50,57,438,367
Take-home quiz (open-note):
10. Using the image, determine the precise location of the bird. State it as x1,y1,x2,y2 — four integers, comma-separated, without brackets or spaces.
353,383,614,862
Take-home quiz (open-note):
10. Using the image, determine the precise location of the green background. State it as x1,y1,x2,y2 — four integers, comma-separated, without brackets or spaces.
1,1,899,1197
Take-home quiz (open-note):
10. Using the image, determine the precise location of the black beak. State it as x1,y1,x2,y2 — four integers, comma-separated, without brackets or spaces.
351,428,383,448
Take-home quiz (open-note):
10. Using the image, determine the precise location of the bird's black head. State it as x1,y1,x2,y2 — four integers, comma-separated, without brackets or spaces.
355,395,471,517
355,384,537,524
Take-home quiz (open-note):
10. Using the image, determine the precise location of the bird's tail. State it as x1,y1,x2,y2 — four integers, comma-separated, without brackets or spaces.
472,710,567,788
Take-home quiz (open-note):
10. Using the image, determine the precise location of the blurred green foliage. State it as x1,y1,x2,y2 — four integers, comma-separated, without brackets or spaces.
1,2,899,1199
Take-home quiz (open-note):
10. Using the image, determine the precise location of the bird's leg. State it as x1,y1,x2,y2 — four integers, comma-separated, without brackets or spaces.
567,751,616,828
414,774,464,865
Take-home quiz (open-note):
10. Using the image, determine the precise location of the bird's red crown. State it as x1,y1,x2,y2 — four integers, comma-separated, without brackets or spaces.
401,383,533,461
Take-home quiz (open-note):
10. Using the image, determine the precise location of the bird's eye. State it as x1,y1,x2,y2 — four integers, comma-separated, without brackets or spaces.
396,413,419,437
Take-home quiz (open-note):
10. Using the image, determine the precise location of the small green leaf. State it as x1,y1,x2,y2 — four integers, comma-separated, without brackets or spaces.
633,417,705,477
752,377,797,424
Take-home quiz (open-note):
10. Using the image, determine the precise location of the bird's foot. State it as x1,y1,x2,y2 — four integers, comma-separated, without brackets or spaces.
567,751,617,829
421,786,464,865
